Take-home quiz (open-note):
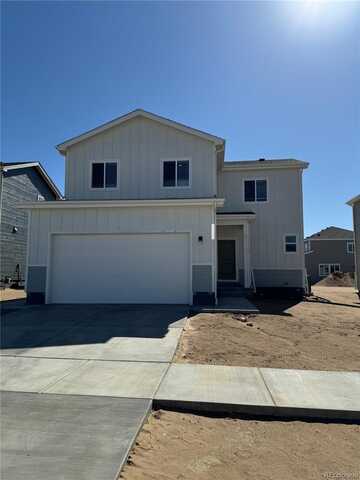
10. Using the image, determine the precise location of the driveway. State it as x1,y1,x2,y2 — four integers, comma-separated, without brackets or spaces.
0,302,188,480
1,303,187,361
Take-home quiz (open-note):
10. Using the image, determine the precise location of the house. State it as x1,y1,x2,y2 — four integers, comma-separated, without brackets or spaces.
304,226,355,285
0,162,61,285
20,109,308,305
347,194,360,294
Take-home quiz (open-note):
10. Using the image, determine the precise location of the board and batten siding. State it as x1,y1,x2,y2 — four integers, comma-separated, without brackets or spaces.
218,167,305,272
27,205,214,289
65,116,217,201
353,201,360,289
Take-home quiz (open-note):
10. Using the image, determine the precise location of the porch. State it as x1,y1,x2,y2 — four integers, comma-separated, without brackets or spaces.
216,213,256,291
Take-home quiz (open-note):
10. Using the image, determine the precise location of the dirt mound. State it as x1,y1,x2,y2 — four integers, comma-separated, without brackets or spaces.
316,271,354,287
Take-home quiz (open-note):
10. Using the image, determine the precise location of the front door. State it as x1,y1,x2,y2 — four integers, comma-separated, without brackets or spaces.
218,240,236,281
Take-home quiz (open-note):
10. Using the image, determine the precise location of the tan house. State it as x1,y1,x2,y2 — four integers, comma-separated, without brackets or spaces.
304,226,355,285
20,109,308,304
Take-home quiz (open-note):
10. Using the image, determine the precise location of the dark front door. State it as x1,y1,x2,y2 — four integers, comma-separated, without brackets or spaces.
218,240,236,281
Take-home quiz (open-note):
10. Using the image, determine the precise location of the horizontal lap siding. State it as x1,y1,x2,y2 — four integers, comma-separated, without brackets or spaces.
28,205,214,267
0,169,57,280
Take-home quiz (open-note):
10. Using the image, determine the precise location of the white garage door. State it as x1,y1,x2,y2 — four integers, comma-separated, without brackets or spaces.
49,233,190,304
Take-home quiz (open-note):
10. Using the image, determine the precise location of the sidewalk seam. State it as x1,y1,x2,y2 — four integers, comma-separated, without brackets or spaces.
258,368,277,407
39,359,90,394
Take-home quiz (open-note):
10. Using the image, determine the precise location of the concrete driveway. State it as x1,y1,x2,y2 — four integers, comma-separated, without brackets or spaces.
1,303,187,361
0,302,187,480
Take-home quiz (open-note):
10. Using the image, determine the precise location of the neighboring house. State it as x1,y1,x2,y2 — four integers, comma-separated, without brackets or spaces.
0,162,61,284
20,109,308,305
304,226,355,285
347,194,360,293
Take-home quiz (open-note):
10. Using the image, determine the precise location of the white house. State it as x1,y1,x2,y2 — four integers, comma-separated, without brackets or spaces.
21,109,308,304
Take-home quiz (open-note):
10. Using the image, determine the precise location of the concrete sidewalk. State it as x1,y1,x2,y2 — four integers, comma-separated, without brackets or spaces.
154,364,360,420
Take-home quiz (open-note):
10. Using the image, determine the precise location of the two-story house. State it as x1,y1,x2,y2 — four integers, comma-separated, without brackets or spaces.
304,226,355,285
21,109,308,304
0,162,61,286
347,195,360,295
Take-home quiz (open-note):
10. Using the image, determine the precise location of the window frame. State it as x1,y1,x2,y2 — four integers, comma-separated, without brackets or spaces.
346,240,354,254
243,178,268,203
284,234,298,254
160,158,192,189
319,263,341,277
90,160,119,190
304,239,311,254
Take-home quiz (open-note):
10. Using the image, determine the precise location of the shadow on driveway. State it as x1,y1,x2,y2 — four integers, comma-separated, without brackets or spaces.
1,304,188,352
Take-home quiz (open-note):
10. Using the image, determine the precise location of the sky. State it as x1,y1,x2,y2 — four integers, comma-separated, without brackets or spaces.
1,0,359,236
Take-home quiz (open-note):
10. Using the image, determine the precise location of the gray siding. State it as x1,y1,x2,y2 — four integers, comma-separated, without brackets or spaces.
218,167,305,274
353,202,360,289
305,239,355,284
192,265,212,292
65,116,216,201
0,168,57,281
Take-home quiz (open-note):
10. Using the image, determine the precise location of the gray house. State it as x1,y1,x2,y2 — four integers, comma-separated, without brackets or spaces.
347,194,360,294
0,162,61,285
20,109,308,304
304,226,355,285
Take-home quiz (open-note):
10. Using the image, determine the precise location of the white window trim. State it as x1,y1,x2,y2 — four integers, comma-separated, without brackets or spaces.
318,263,341,277
160,158,192,189
304,239,311,254
243,178,269,203
90,160,120,190
346,240,354,254
284,234,298,254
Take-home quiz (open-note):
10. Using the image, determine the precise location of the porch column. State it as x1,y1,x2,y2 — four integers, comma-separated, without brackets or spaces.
243,221,251,288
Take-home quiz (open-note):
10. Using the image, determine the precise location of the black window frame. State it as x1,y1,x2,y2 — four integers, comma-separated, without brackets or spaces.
162,159,190,188
244,179,268,202
91,161,118,189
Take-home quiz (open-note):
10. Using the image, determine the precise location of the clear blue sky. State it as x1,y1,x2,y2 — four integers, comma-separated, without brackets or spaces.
1,1,359,236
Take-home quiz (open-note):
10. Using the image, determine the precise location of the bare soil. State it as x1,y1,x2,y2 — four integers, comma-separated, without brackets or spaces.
316,272,355,287
174,286,360,371
121,410,360,480
0,288,26,302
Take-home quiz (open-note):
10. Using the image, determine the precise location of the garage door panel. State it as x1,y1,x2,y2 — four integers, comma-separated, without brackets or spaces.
49,234,190,304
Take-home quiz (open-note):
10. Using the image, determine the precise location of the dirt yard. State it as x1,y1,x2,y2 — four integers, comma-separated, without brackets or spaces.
174,286,360,371
121,410,360,480
0,288,26,302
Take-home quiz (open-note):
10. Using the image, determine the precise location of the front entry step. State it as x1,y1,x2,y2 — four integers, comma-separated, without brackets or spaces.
217,282,248,297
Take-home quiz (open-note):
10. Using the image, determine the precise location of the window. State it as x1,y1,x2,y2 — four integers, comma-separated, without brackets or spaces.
304,240,311,254
244,179,267,202
347,240,354,254
162,159,190,187
284,235,297,253
319,263,341,277
91,162,118,189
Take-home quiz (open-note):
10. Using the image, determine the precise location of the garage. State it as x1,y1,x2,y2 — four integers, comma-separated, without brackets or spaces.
48,233,190,304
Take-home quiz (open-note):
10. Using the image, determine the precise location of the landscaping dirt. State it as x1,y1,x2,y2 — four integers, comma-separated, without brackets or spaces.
316,272,355,287
121,410,360,480
174,286,360,371
0,288,26,302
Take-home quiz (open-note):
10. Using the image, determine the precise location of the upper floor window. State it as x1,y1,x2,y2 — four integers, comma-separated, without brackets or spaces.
284,234,297,253
91,161,118,189
347,240,354,254
244,179,267,202
162,159,190,188
304,240,311,254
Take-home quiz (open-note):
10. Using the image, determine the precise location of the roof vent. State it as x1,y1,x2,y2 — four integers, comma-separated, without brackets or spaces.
259,158,265,162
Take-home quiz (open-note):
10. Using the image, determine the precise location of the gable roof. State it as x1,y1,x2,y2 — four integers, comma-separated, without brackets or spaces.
0,162,62,199
56,109,225,155
305,226,354,240
347,194,360,206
